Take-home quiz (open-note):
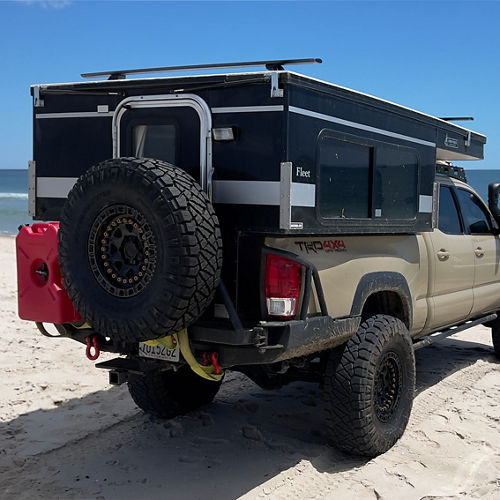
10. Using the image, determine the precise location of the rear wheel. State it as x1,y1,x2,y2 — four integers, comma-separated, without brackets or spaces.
128,366,223,418
323,314,415,457
58,157,222,343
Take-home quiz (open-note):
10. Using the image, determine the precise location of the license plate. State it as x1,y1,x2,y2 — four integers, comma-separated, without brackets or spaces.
138,337,179,362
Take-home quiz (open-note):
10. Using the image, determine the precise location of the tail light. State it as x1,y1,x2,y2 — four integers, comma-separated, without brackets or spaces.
265,254,302,319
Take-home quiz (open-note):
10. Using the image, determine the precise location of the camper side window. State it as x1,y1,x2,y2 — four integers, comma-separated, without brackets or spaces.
373,147,418,219
318,137,372,219
317,131,419,222
132,124,177,164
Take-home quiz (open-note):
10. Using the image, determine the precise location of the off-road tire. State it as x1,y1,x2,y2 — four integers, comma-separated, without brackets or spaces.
58,157,222,343
324,314,415,457
128,366,223,418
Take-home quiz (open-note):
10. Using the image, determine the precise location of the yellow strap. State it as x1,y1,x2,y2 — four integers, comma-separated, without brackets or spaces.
177,328,224,382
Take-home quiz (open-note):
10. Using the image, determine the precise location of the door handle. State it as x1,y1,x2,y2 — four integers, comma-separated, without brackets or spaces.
437,249,450,261
475,247,484,257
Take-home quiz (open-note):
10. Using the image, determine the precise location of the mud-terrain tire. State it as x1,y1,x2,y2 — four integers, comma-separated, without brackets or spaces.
323,314,415,457
58,157,222,343
128,366,223,418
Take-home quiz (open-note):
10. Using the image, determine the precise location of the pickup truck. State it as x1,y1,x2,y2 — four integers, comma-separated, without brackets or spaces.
16,59,499,457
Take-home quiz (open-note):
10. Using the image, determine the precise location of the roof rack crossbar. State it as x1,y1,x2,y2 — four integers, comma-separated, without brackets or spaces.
81,58,323,80
439,116,474,122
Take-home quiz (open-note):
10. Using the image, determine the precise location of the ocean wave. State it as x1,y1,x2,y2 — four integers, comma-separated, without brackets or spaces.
0,192,28,200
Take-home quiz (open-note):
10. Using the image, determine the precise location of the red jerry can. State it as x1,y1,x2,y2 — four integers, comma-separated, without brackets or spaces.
16,223,81,323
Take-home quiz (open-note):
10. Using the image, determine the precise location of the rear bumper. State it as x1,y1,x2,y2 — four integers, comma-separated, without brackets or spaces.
189,315,361,367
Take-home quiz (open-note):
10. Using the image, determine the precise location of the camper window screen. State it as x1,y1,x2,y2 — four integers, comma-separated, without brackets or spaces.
373,147,418,219
133,124,177,164
318,137,372,219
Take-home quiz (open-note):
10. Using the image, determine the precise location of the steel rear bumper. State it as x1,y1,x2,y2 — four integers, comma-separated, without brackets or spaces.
188,315,361,367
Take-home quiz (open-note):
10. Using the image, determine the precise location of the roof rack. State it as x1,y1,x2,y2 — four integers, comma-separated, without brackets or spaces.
438,116,474,122
436,161,467,183
81,58,323,80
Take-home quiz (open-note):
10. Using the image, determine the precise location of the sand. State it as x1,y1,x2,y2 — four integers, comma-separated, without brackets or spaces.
0,235,499,499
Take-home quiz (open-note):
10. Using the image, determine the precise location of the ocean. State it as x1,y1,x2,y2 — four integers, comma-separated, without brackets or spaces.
1,168,500,236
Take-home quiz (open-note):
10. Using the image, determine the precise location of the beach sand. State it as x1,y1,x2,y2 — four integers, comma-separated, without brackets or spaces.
0,235,499,499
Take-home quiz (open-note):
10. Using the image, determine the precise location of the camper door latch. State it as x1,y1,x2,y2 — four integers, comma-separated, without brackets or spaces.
270,72,283,98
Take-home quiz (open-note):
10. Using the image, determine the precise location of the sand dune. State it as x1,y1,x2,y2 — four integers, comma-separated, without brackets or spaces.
1,235,499,499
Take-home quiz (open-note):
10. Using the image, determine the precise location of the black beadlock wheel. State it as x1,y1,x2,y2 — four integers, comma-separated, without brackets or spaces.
128,366,223,418
323,314,415,457
58,157,222,343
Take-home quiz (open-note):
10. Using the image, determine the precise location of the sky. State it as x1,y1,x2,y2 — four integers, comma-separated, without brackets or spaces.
0,0,499,170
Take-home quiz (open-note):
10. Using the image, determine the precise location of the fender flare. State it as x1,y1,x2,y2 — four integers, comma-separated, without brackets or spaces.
350,272,412,329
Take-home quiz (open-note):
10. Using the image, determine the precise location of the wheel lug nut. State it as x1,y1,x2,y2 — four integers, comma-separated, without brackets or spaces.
128,279,133,284
142,265,146,271
104,262,109,267
112,273,117,279
134,276,138,281
107,268,112,274
101,254,107,260
139,272,143,277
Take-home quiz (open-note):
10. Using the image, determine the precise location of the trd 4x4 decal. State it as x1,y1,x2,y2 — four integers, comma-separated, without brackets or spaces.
295,240,346,254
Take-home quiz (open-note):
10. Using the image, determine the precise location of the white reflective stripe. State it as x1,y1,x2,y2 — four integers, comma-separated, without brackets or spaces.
291,182,315,207
36,112,114,119
289,105,436,147
213,180,315,206
36,177,317,207
419,195,433,213
211,105,284,114
37,177,78,198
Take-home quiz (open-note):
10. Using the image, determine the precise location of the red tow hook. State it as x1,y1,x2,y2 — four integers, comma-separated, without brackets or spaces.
202,351,221,375
85,335,100,361
210,352,221,375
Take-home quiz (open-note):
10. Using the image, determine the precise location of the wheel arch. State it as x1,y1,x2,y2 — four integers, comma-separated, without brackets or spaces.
350,272,412,330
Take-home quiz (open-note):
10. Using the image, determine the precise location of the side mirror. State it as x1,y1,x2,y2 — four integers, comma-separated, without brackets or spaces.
488,183,500,226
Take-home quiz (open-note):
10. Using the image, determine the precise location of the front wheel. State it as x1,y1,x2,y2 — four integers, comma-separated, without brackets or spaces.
128,366,223,418
323,314,416,457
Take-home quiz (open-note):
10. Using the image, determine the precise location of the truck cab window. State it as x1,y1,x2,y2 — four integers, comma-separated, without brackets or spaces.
455,188,493,234
438,186,462,234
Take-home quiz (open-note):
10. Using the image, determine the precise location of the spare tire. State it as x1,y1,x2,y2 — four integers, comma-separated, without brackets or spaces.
58,157,222,343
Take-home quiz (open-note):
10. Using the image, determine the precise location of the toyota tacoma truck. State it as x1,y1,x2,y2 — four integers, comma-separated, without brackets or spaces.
16,58,500,457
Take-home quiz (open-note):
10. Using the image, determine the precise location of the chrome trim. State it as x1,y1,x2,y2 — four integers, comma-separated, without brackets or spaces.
270,72,283,98
279,162,292,230
112,94,212,195
289,105,436,147
211,105,284,114
33,86,44,108
36,111,114,119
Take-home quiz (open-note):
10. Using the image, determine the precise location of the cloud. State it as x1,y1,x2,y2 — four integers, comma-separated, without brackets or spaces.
14,0,73,9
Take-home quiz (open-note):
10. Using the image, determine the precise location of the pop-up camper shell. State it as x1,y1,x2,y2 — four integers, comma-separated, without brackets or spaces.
30,59,485,237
